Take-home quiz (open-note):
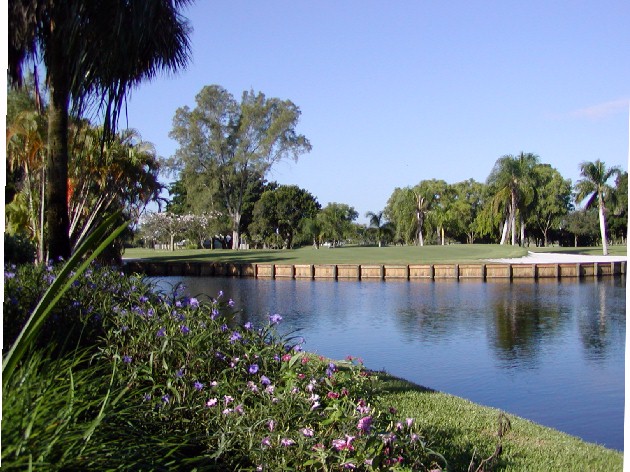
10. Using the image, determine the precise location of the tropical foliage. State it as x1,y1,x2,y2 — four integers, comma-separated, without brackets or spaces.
5,88,164,262
8,0,192,260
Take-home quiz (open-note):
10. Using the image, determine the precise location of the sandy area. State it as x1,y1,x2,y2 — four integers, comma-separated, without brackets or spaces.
485,251,627,264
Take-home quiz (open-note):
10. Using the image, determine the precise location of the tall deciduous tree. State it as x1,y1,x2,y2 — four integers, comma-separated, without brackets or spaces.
8,0,192,260
575,160,621,255
384,187,418,245
318,203,358,247
250,185,320,249
169,85,312,249
527,164,572,246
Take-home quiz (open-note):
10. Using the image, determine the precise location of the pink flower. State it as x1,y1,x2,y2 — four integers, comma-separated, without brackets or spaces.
356,399,370,415
224,395,234,405
301,428,314,437
261,437,271,447
327,391,340,399
406,417,414,428
332,435,355,451
268,420,276,431
206,398,218,407
280,438,295,447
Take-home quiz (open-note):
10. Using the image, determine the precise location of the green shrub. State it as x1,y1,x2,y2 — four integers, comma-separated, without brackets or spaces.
3,233,35,265
3,265,446,470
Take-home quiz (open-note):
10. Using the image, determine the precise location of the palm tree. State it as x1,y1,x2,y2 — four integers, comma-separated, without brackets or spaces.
575,160,621,255
8,0,192,260
6,110,47,261
486,152,538,246
365,211,393,247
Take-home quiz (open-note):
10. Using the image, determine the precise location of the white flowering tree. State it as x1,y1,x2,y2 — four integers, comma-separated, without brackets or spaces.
180,211,224,249
140,212,185,251
140,212,225,250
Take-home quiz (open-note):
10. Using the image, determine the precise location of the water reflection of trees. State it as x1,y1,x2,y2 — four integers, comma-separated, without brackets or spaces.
576,279,626,363
488,282,569,369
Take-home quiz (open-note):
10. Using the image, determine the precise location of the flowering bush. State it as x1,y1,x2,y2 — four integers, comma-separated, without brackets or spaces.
3,263,446,470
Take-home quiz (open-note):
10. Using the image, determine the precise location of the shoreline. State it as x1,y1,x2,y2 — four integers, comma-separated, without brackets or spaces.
123,254,627,280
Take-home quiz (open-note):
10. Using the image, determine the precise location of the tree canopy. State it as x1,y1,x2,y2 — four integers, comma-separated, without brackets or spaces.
169,85,312,249
8,0,192,259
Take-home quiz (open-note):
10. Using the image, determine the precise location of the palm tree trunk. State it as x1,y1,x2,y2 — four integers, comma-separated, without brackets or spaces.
598,197,608,255
46,84,71,260
500,216,509,244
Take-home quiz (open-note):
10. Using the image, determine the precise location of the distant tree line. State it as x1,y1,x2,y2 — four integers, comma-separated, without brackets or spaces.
144,84,626,254
7,81,626,257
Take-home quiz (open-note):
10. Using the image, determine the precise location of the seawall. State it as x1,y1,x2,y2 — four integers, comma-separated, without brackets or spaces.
123,260,626,281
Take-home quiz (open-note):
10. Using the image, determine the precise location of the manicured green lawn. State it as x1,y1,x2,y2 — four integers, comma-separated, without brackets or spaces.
378,374,623,471
123,244,626,265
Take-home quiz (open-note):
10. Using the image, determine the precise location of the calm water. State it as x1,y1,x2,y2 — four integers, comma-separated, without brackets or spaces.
151,275,626,451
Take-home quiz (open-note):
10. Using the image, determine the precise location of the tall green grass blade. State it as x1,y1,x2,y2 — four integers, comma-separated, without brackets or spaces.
2,211,129,389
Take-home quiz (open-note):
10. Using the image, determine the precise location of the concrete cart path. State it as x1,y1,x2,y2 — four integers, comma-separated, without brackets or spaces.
486,251,627,264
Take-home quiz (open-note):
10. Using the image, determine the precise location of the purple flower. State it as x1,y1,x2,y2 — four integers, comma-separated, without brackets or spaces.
211,308,220,319
280,438,295,447
218,290,224,298
139,296,149,304
4,272,15,279
260,375,271,386
269,314,283,325
357,416,373,434
194,381,204,391
162,394,170,404
261,437,271,447
189,297,200,308
301,428,314,437
176,368,184,378
180,325,190,335
248,364,259,374
244,322,253,330
122,355,132,364
230,331,242,343
228,299,235,307
157,327,166,337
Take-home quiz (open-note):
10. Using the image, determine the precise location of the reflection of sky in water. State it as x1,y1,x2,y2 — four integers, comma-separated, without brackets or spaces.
150,276,625,451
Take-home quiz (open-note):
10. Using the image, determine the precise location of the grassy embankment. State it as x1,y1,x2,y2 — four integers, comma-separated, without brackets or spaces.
122,243,625,469
124,243,626,265
377,374,623,471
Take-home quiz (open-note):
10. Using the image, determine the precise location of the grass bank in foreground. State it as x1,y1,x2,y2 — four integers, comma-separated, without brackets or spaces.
378,374,623,471
123,244,626,265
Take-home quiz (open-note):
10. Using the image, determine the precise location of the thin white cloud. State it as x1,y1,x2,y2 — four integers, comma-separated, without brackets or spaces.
568,98,629,120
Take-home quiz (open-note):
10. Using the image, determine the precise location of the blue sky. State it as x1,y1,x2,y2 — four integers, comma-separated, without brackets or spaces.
125,1,629,222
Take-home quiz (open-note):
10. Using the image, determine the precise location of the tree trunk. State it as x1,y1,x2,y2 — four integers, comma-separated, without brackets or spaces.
500,217,509,245
599,198,608,255
231,211,241,250
46,84,71,260
519,216,526,247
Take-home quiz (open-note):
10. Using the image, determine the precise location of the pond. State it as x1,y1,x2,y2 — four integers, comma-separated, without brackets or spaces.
150,275,626,451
